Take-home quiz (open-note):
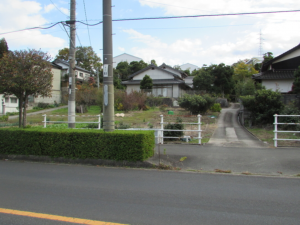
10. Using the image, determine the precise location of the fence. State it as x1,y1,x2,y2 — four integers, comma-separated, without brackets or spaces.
42,114,202,144
123,114,202,145
42,114,101,129
273,114,300,147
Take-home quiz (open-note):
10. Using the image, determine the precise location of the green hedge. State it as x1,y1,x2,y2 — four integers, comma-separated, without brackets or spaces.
0,128,155,161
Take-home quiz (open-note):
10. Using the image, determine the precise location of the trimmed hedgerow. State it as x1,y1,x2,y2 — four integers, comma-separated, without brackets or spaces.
0,128,154,161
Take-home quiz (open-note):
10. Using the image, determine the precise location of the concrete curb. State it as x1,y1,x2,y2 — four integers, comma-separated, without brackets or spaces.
0,154,155,169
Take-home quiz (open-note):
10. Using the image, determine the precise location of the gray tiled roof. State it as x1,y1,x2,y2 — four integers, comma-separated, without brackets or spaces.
122,79,185,85
53,59,91,73
253,69,296,80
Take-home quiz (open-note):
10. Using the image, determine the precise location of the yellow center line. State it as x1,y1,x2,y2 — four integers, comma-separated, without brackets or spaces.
0,208,128,225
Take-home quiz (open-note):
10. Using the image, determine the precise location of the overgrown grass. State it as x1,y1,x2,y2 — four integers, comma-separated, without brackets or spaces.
247,127,300,147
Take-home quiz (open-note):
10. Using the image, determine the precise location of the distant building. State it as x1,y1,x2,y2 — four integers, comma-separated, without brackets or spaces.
180,63,199,72
113,53,143,68
252,44,300,93
246,57,263,66
53,59,91,81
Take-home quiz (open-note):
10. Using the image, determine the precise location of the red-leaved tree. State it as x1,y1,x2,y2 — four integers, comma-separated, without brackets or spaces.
0,49,53,127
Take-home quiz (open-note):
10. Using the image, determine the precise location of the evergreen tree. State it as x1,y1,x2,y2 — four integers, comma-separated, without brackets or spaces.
0,38,8,58
140,75,153,90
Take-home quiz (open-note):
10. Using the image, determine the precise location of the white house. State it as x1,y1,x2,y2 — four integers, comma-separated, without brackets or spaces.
0,94,19,114
113,53,143,68
1,63,64,114
253,44,300,93
121,63,190,98
180,63,199,72
53,59,91,81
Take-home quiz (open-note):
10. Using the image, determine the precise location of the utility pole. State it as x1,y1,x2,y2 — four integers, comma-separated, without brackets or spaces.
68,0,76,128
103,0,114,131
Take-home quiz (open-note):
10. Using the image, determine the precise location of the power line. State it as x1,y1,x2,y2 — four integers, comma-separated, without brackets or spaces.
82,0,92,46
49,0,69,17
1,9,300,35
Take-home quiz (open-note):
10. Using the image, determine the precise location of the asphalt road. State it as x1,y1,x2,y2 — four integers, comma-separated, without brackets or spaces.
208,103,267,148
1,161,300,225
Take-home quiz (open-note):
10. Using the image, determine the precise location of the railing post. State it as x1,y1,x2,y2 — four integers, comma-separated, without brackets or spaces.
274,114,278,147
43,114,47,128
98,114,101,130
160,114,164,144
198,114,202,145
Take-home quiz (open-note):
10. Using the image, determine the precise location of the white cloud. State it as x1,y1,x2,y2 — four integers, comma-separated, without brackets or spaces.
44,4,55,13
59,7,69,15
0,0,66,57
118,47,125,51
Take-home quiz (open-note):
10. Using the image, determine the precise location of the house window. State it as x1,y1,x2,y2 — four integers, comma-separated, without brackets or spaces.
5,97,9,103
80,72,83,77
11,98,18,103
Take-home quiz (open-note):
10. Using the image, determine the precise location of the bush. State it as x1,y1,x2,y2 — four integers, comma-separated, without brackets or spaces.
279,102,300,131
210,103,222,112
146,95,163,107
159,104,168,112
0,128,154,161
178,94,215,114
240,89,284,125
0,115,9,122
164,117,184,140
37,102,50,109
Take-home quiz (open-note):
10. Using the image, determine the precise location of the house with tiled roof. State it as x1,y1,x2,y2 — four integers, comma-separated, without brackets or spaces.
252,44,300,93
121,63,190,98
53,59,91,81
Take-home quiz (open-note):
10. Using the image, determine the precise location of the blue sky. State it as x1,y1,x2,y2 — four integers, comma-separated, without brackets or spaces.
1,0,300,67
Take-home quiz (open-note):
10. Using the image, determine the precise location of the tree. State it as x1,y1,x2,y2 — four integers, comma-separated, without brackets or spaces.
129,60,148,74
210,63,234,97
0,49,53,127
0,38,8,59
291,66,300,94
55,46,102,74
262,52,274,64
116,61,130,80
193,68,214,92
140,75,153,90
150,59,157,66
233,61,258,82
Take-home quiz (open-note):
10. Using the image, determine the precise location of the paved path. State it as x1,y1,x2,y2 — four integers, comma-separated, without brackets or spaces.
208,103,268,148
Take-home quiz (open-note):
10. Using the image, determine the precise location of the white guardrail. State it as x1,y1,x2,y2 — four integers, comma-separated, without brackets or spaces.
273,114,300,147
42,114,202,145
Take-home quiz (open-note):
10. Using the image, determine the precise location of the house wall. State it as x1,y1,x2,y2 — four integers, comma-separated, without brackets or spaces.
173,85,179,98
126,84,140,94
133,69,173,80
274,48,300,63
35,67,62,104
262,79,294,93
163,68,181,77
0,94,19,114
113,54,142,68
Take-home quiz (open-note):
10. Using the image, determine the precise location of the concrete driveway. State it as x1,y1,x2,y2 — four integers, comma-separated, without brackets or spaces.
147,104,300,176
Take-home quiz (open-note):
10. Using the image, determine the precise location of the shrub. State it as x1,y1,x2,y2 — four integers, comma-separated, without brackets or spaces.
0,115,9,122
164,123,184,140
0,128,154,161
159,104,168,112
146,95,163,107
37,102,50,109
240,89,284,125
279,102,300,131
210,103,222,112
178,94,215,114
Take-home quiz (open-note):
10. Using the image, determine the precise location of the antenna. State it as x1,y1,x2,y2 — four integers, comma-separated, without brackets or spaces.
258,30,264,57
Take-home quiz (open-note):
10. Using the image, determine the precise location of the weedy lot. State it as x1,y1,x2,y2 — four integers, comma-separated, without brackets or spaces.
6,105,219,144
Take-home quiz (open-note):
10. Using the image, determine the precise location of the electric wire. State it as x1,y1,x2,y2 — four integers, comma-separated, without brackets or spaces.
49,0,70,17
82,0,92,46
1,9,300,35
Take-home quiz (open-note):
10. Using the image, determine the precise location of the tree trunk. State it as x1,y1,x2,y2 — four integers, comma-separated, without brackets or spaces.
18,98,23,128
23,95,28,127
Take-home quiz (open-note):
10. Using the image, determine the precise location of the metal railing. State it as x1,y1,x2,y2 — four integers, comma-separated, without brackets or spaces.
273,114,300,147
41,114,202,144
42,114,101,129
